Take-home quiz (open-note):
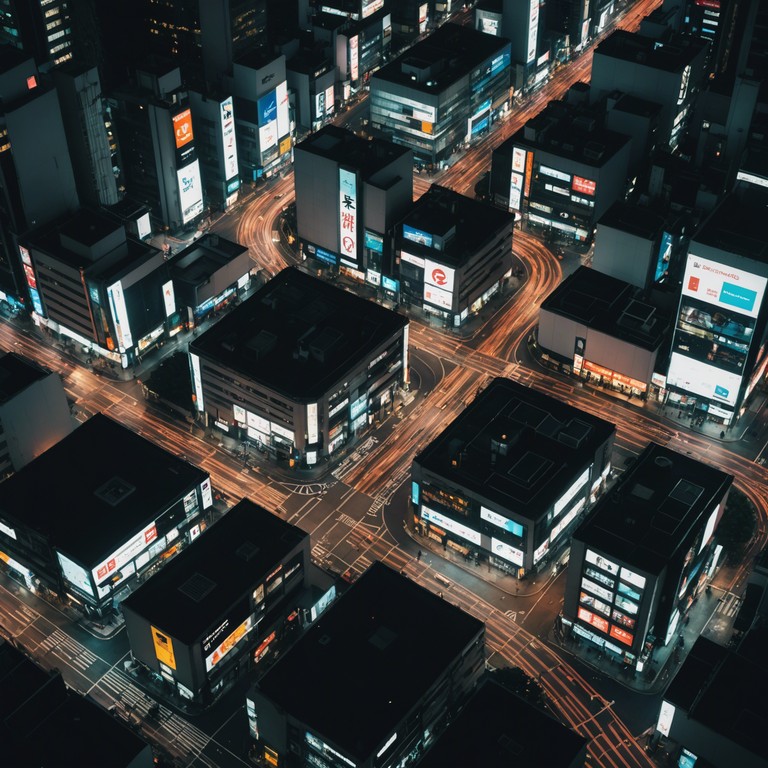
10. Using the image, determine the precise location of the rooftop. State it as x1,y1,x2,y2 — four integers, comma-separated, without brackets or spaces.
373,23,509,94
415,378,615,518
419,680,587,768
168,233,248,289
666,636,768,763
575,443,733,574
400,184,514,267
190,267,408,401
256,561,484,761
611,92,663,119
594,30,708,73
0,353,49,405
121,499,307,644
296,125,411,178
541,266,670,351
598,201,667,241
0,414,206,567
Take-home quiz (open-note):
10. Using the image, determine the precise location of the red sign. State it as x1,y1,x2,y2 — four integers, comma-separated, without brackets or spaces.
173,109,194,149
431,268,447,286
688,276,700,292
609,624,634,646
572,176,596,196
578,607,609,633
144,525,158,544
695,0,719,7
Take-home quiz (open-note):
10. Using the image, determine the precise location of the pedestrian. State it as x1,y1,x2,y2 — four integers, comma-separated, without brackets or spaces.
417,550,422,561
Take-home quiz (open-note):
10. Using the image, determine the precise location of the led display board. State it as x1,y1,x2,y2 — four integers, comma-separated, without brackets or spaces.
585,549,619,575
424,259,455,292
177,160,204,223
339,168,358,263
307,402,319,444
205,614,255,672
57,551,94,596
481,507,524,537
276,81,290,138
173,109,194,149
349,35,359,81
152,626,177,669
423,283,453,310
92,521,158,585
220,97,238,180
421,505,481,545
527,0,540,64
572,175,596,196
491,537,523,565
107,280,133,351
190,353,204,411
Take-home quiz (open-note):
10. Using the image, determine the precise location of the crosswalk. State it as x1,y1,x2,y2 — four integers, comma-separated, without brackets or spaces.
716,592,741,618
39,628,100,672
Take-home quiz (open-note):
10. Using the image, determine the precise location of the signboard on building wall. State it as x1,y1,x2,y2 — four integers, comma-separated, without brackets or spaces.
527,0,540,64
92,521,158,585
220,97,238,181
177,160,204,224
152,626,177,670
307,402,318,444
162,281,175,318
339,168,358,263
424,259,455,293
276,81,290,139
349,36,359,81
419,2,428,32
107,280,133,352
362,0,384,19
173,109,194,149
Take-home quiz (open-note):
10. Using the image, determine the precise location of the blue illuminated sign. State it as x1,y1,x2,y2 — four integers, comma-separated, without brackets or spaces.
411,481,419,505
315,247,337,266
490,51,510,76
382,276,399,292
719,282,757,313
654,231,673,282
257,90,278,126
472,116,489,134
364,231,383,252
403,224,432,247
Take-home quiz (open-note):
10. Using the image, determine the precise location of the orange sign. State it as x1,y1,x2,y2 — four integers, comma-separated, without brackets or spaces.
173,109,194,149
151,626,177,669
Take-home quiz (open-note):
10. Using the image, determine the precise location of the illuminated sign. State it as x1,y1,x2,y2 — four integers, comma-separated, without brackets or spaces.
382,276,399,292
491,537,524,565
205,614,255,672
92,521,158,585
173,109,194,149
339,168,358,263
554,467,590,517
177,160,204,223
365,231,384,252
540,165,571,182
349,35,359,81
190,353,204,411
578,606,609,633
699,504,719,554
509,170,524,213
524,151,534,197
581,576,612,602
57,551,94,596
421,505,482,545
736,170,768,188
0,520,17,540
424,259,455,292
424,283,452,310
201,477,213,508
419,2,428,32
307,402,319,444
233,404,246,423
107,281,133,352
533,539,549,564
401,251,425,269
324,84,335,115
403,224,433,247
258,90,278,126
609,624,634,646
527,0,540,64
162,281,175,318
152,626,177,669
657,701,676,736
655,231,673,282
572,176,596,196
220,97,238,180
585,549,619,576
512,147,527,173
362,0,384,18
481,507,524,537
276,81,290,139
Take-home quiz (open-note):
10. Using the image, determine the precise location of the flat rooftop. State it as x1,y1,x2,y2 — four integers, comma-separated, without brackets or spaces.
575,443,733,574
401,184,514,267
595,30,708,72
169,233,247,289
0,414,207,567
611,92,663,119
666,636,768,763
415,378,615,518
256,561,484,761
598,201,667,241
121,499,308,644
541,266,670,351
419,680,586,768
374,23,509,94
692,191,768,263
190,266,408,401
297,125,411,178
0,352,49,404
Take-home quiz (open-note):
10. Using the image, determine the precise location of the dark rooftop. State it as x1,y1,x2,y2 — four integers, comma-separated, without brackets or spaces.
0,414,206,567
256,561,484,761
400,184,514,267
419,680,587,768
297,124,411,178
415,378,615,518
0,352,49,405
168,233,248,289
611,92,663,119
597,201,667,241
373,23,509,94
190,266,408,401
122,499,307,644
666,636,768,763
541,266,670,351
594,30,708,72
692,191,768,263
575,443,733,574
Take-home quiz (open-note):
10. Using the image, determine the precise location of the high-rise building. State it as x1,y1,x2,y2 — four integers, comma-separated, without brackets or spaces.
0,0,74,67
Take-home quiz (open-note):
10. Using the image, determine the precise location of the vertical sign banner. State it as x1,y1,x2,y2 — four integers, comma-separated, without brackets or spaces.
276,81,290,139
107,281,133,352
339,168,358,264
152,626,177,670
527,0,540,64
307,402,319,444
220,97,238,180
349,36,359,82
190,353,205,411
524,151,534,197
177,160,204,224
173,109,194,148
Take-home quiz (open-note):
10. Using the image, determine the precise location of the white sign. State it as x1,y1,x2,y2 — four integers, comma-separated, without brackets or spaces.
736,170,768,188
233,404,246,423
57,551,94,596
401,251,425,269
527,0,540,64
667,354,742,407
424,283,453,310
585,549,619,575
512,147,527,173
620,566,646,589
201,478,213,509
339,168,357,263
491,537,524,566
421,505,481,545
220,97,238,180
92,521,158,585
190,353,204,411
349,35,359,82
424,258,455,292
307,402,319,444
162,280,175,318
554,467,590,517
657,700,676,737
177,160,204,224
259,120,277,152
271,422,294,442
0,520,17,540
107,281,133,352
276,81,290,139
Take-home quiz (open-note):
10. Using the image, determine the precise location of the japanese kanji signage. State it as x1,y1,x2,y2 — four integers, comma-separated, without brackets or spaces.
339,167,358,264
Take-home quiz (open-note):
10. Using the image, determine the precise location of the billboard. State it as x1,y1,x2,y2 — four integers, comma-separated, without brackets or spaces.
92,521,158,585
276,81,290,139
339,168,358,263
190,353,205,411
419,2,428,32
173,109,194,149
527,0,540,64
259,120,277,152
572,175,596,196
258,90,278,126
307,402,318,444
152,626,177,669
57,551,94,596
162,281,175,318
205,614,255,672
177,160,204,224
654,231,673,281
423,283,452,310
107,280,133,352
220,97,238,181
403,225,433,247
481,506,524,537
491,537,524,566
421,505,481,545
362,0,384,18
424,259,455,292
349,35,359,82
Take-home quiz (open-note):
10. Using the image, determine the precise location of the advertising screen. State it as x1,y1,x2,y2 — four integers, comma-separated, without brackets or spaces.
258,90,278,126
554,467,590,517
324,85,335,115
173,109,194,149
699,504,719,554
259,121,277,152
205,614,255,672
57,551,94,596
581,577,612,603
220,97,238,181
578,606,609,633
479,17,499,34
481,507,524,537
580,591,611,616
276,81,290,138
424,259,455,292
655,231,673,281
419,2,428,32
152,626,176,669
421,505,481,545
527,0,540,64
107,280,133,352
657,700,676,737
162,281,175,318
339,168,358,263
585,549,619,576
349,35,359,81
362,0,384,18
403,224,433,247
424,283,452,310
92,521,158,585
667,354,742,407
572,176,596,196
177,160,204,224
190,353,204,411
307,402,318,444
491,537,524,566
609,624,634,646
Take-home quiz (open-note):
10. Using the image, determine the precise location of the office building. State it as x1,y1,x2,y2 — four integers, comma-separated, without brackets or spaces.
412,377,616,575
286,49,336,131
665,190,768,425
490,99,632,244
23,208,172,370
538,267,672,399
167,233,250,328
0,0,74,67
0,643,154,768
0,413,212,616
0,353,73,478
419,679,587,768
370,23,511,168
395,184,515,326
189,267,409,467
294,125,413,278
246,561,486,768
563,443,732,670
122,499,310,705
500,0,549,91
